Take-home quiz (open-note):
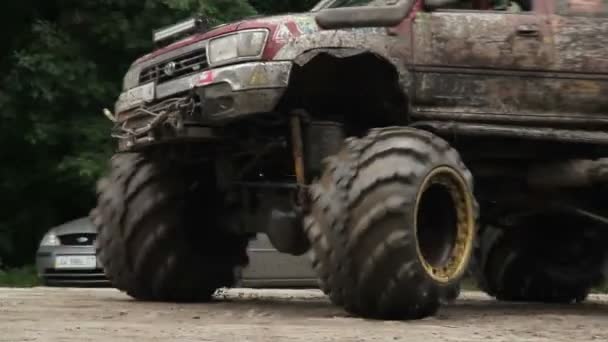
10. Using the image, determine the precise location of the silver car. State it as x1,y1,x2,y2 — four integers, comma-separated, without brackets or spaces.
36,218,317,288
36,217,107,286
240,234,317,288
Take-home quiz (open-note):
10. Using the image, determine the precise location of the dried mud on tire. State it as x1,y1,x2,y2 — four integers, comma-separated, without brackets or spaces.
306,127,477,319
92,152,250,301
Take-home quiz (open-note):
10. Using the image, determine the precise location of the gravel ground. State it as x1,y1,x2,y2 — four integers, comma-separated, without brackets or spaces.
0,287,607,342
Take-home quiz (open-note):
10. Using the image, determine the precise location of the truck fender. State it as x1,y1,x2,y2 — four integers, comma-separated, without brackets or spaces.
273,29,414,93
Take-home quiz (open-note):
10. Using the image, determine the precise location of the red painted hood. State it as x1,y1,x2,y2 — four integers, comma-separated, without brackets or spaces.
133,13,320,65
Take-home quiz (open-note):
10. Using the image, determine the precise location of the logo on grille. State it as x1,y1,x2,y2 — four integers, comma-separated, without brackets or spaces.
163,61,177,76
76,236,89,243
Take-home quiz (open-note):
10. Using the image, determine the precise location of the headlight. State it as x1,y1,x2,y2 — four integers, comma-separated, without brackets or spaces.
208,30,268,66
40,232,60,247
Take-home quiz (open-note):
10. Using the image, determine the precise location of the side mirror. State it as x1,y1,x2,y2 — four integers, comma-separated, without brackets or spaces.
315,0,414,29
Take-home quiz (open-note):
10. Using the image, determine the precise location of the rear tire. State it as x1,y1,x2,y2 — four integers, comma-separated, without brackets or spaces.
92,152,250,301
475,224,595,303
306,127,477,319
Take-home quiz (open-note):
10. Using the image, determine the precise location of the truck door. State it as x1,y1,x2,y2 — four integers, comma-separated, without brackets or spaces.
411,0,555,119
547,0,608,115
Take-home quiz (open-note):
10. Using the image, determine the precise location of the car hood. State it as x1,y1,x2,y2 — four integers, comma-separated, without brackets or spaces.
48,217,96,236
133,12,319,65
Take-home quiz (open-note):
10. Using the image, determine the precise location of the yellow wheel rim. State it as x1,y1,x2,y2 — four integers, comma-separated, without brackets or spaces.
414,166,475,284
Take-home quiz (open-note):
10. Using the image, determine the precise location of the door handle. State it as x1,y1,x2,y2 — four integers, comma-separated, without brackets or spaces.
516,24,540,37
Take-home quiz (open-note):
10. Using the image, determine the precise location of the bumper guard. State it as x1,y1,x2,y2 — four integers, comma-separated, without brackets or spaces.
110,61,292,150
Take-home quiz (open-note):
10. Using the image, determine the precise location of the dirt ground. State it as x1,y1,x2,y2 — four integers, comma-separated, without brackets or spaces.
0,287,607,342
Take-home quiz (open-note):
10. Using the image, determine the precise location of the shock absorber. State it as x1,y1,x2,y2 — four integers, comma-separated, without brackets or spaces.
289,110,345,205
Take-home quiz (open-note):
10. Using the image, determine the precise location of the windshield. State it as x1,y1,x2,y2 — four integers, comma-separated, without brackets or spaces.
313,0,401,10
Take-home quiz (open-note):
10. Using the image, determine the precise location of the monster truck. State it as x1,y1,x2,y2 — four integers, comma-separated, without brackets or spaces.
91,0,608,319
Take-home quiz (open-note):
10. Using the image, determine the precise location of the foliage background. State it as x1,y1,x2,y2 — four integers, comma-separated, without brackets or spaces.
0,0,317,267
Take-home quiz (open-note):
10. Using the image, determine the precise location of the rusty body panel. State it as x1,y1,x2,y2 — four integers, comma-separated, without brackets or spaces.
411,0,608,124
547,8,608,114
412,12,553,113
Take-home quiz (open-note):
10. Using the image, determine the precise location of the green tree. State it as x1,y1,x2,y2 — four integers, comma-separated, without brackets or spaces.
0,0,256,266
249,0,319,13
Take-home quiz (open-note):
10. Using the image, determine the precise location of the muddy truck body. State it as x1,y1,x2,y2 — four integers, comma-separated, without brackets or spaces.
92,0,608,319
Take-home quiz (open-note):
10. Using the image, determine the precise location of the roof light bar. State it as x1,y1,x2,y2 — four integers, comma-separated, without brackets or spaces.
153,17,203,44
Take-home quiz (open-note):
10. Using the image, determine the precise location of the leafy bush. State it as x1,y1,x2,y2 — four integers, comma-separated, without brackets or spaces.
0,265,40,287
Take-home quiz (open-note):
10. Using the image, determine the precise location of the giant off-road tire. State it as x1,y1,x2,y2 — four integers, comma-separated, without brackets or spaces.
306,127,478,320
475,225,595,304
91,152,250,301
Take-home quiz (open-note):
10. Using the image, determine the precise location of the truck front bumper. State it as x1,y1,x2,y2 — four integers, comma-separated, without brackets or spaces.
112,61,292,150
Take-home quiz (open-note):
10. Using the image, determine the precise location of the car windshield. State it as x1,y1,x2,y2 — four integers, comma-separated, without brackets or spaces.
313,0,401,10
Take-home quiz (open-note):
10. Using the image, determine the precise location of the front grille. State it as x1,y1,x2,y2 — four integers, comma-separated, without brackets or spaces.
58,233,96,246
139,48,208,85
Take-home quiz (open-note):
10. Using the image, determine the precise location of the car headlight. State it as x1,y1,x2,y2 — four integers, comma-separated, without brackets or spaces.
40,232,60,247
208,29,268,66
